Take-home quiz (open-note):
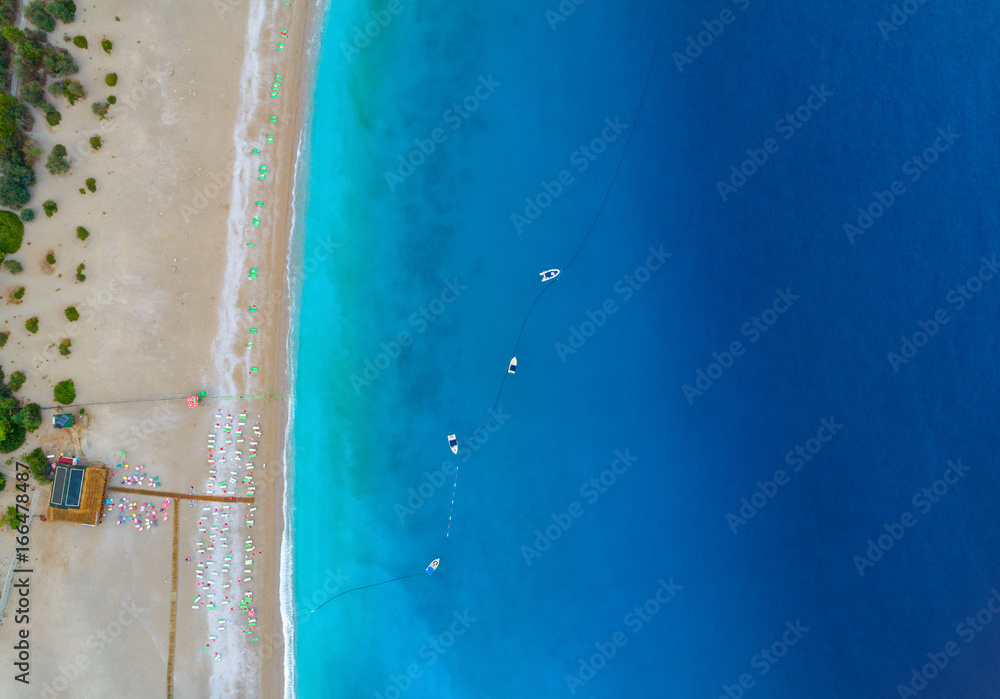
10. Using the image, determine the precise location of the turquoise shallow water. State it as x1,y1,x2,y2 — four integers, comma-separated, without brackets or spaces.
292,1,1000,697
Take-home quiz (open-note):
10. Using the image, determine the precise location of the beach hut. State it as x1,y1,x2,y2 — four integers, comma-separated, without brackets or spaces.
45,464,110,526
53,413,73,428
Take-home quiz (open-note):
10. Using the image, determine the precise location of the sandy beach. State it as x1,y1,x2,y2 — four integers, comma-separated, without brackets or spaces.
0,0,314,696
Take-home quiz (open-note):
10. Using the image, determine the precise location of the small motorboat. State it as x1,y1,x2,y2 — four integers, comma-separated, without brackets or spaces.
508,357,517,374
540,269,560,282
426,558,440,575
447,434,458,454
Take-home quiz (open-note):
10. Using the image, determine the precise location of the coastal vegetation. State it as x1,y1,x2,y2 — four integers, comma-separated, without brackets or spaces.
3,258,21,273
45,143,70,174
50,78,85,104
0,332,7,347
71,35,85,49
75,225,87,240
24,1,55,33
0,365,40,453
58,338,70,355
45,250,55,264
91,100,109,118
10,285,23,300
47,0,75,24
7,370,23,391
75,262,84,281
100,37,111,54
42,199,56,216
19,208,33,222
23,447,50,483
85,176,95,191
0,209,23,252
0,472,4,491
24,316,37,333
2,505,21,529
64,305,78,320
89,135,101,150
104,72,116,86
53,378,74,404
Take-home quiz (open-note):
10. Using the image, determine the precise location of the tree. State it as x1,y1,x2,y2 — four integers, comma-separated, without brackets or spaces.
0,397,25,452
20,80,46,109
42,199,56,216
3,259,22,274
58,338,70,355
0,160,35,209
0,210,23,253
53,378,74,404
71,35,86,49
0,472,5,491
85,177,95,191
75,226,87,240
89,135,101,150
42,47,77,75
7,370,24,391
64,306,78,320
45,143,70,174
23,446,50,483
24,316,37,332
104,72,116,86
13,403,40,432
24,1,55,32
91,101,108,119
47,0,76,24
18,208,33,223
100,37,111,53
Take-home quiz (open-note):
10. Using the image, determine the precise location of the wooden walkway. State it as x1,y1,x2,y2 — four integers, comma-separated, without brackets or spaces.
167,498,178,699
109,488,255,698
109,486,255,504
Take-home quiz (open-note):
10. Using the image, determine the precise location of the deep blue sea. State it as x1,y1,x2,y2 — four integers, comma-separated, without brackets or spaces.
292,1,1000,697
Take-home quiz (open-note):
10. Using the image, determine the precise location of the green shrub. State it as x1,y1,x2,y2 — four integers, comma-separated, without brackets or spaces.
46,143,71,174
53,378,74,404
19,209,34,223
47,0,76,24
11,286,24,300
43,199,57,217
104,72,117,87
21,80,46,108
24,0,55,32
71,35,86,49
24,317,37,333
13,403,40,432
100,37,112,53
64,306,78,321
57,79,85,105
0,210,24,253
0,473,5,491
78,188,84,194
0,332,7,347
24,447,50,483
4,259,22,274
85,177,95,192
76,226,88,240
75,263,84,281
91,101,108,119
42,48,78,75
45,251,55,264
7,370,25,391
89,135,101,150
2,505,21,529
106,95,116,104
58,338,70,355
45,110,61,126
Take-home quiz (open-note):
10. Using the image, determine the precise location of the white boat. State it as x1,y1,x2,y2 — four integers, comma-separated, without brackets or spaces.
447,434,458,454
540,269,560,281
426,558,440,575
508,357,517,374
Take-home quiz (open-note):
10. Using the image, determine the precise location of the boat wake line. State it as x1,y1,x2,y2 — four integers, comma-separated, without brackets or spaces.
310,560,439,614
444,17,668,538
